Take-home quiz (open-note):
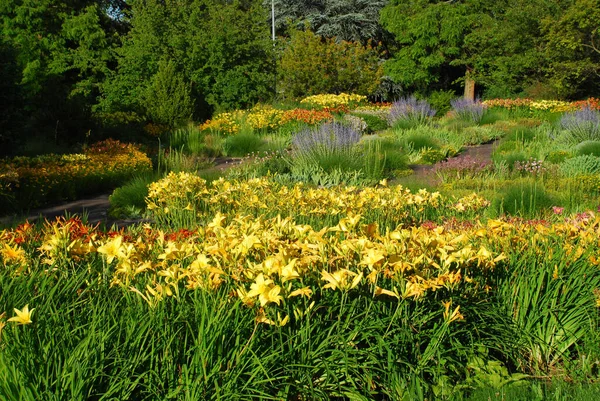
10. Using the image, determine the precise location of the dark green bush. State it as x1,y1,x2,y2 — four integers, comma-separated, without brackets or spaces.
427,89,456,116
576,140,600,157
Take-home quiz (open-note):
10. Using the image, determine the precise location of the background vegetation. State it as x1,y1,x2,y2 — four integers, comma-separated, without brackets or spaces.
2,0,599,156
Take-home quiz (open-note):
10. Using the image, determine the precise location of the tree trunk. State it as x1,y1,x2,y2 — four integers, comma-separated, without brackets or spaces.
464,69,475,101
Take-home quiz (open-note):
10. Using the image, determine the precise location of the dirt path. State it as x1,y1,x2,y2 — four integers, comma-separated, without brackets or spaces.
408,140,497,186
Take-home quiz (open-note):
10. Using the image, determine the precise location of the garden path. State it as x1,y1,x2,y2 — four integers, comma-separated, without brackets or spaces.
407,140,497,186
1,143,496,228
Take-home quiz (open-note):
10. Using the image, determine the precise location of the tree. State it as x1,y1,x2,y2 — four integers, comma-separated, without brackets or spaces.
380,0,473,96
541,0,600,98
380,0,584,99
99,0,274,117
0,0,120,148
268,0,390,44
277,29,383,98
144,60,194,127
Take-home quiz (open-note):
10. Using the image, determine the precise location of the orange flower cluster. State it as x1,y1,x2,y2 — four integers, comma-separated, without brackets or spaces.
570,98,600,111
280,109,334,125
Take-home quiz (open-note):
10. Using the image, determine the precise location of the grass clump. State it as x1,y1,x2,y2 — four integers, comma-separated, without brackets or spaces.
493,180,555,217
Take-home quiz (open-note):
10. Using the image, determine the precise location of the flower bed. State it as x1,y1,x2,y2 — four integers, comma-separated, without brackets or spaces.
0,139,152,211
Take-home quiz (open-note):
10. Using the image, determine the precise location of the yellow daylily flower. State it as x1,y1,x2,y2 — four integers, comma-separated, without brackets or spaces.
321,269,362,291
97,236,124,264
247,274,283,306
8,304,34,325
1,243,26,265
288,287,313,298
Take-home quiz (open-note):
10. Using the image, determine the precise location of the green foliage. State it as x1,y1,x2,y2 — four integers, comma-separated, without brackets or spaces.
498,243,600,373
377,137,409,172
1,1,118,149
169,124,207,155
108,172,160,218
504,127,538,144
576,141,600,157
495,151,528,171
268,0,389,44
99,0,274,116
350,112,389,133
223,130,265,157
143,60,194,128
381,0,471,90
493,180,555,217
428,90,456,116
541,0,600,98
403,132,441,152
559,155,600,177
545,150,572,164
158,147,211,174
277,28,383,99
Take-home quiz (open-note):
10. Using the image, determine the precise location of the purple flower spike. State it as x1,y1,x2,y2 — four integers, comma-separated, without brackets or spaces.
292,122,361,155
559,106,600,143
389,96,436,126
451,98,486,123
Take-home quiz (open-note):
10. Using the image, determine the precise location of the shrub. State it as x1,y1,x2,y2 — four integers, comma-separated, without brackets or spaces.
108,172,160,218
278,29,383,99
389,96,436,128
427,89,456,116
575,140,600,157
377,137,408,172
419,148,447,164
450,98,487,124
494,151,528,171
559,106,600,144
340,114,368,135
351,113,389,133
143,59,194,128
402,132,440,152
545,150,572,164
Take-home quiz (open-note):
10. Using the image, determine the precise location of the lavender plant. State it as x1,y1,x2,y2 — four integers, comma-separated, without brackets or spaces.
290,121,362,175
388,96,436,127
450,98,487,124
559,107,600,144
